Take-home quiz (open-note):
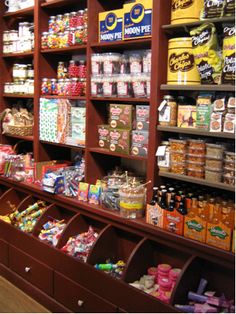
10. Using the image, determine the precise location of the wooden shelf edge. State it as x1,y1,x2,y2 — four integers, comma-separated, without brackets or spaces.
3,94,34,98
41,46,87,54
4,134,33,141
91,38,152,49
90,97,150,103
40,140,85,150
3,6,34,18
2,52,34,58
88,147,148,161
159,171,235,192
161,84,235,92
41,0,79,8
0,176,234,266
40,95,86,100
162,16,235,31
157,126,235,139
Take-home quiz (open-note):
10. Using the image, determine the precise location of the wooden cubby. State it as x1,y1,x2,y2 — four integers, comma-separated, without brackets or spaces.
0,0,235,312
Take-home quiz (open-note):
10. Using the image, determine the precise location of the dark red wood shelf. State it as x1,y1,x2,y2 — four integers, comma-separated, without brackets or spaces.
159,171,235,192
157,126,235,139
89,147,147,161
3,6,34,18
90,97,150,103
3,94,34,98
4,133,33,141
162,16,235,34
2,51,34,58
41,45,87,54
41,0,82,8
91,38,151,51
40,95,86,100
40,140,85,150
161,84,235,92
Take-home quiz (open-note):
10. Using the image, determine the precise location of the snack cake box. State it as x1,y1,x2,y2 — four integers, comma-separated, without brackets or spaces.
99,9,123,42
123,0,153,40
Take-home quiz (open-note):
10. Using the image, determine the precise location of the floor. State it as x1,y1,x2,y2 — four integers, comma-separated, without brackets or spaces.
0,276,50,313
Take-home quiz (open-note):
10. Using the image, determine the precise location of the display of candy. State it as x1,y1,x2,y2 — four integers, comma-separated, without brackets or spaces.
129,263,182,303
175,278,235,313
38,219,66,247
63,161,85,198
61,226,98,262
95,260,126,279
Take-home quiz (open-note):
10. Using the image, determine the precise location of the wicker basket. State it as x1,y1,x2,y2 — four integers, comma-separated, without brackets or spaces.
7,125,33,136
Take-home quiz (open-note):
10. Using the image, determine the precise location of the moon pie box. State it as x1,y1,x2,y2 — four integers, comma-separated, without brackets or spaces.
123,0,153,40
99,9,123,43
109,128,131,155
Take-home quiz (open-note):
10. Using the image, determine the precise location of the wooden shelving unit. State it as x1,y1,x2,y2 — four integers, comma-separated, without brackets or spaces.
0,0,234,312
157,126,235,139
3,134,34,141
2,51,34,58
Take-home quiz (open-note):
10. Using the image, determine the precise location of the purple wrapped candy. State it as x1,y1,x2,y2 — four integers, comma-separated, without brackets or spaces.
197,278,208,295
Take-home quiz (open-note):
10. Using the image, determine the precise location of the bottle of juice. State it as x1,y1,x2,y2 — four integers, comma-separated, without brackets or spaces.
206,201,233,251
184,196,207,243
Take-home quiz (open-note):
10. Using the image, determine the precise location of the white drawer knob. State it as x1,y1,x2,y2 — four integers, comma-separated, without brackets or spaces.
24,267,31,273
78,300,84,307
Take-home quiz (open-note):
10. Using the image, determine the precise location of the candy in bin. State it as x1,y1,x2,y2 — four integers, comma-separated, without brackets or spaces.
38,219,66,247
78,182,89,202
88,184,101,205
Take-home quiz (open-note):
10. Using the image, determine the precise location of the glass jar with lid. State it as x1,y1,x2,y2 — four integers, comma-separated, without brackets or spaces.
158,95,177,126
77,10,85,26
27,79,34,94
56,15,63,33
48,16,56,32
69,12,78,28
57,61,67,79
78,60,86,78
41,32,49,50
75,26,84,45
157,141,170,172
27,64,34,79
63,13,70,30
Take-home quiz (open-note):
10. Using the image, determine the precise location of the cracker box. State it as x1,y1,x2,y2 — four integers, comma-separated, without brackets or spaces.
131,130,149,156
98,125,110,149
109,104,133,129
109,129,131,155
136,105,150,131
99,9,123,43
123,0,152,40
177,105,196,128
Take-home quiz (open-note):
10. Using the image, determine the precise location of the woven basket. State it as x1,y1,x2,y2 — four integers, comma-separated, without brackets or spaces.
7,125,33,136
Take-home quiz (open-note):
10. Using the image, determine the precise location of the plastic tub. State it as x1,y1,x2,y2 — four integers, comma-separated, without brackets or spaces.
170,152,186,163
186,153,205,163
187,147,205,155
187,139,206,149
187,168,204,178
223,174,235,186
205,167,222,183
223,167,235,177
224,151,235,162
206,144,225,159
170,162,186,175
186,161,205,171
169,139,187,153
224,159,235,170
205,157,223,170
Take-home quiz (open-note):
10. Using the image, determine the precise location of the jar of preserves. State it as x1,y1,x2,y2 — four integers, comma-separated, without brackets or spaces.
91,75,103,97
41,32,49,49
69,60,79,78
158,95,177,126
41,78,51,95
69,12,78,28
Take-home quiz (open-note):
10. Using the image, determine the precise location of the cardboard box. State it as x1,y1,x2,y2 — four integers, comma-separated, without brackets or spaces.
123,0,152,40
71,107,86,124
109,104,133,129
99,9,123,42
109,129,131,155
136,105,150,130
98,125,110,149
177,105,196,128
131,130,149,156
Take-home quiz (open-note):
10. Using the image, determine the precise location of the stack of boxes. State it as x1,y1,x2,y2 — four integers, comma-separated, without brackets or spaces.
99,0,152,43
98,104,149,156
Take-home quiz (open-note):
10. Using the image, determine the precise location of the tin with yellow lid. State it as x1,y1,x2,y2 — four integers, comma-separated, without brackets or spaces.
171,0,203,24
167,37,200,85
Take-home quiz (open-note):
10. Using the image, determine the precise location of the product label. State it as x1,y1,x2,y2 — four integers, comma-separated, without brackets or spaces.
172,0,194,11
146,204,164,228
163,210,184,235
206,222,231,251
169,52,195,72
124,1,152,40
159,106,171,122
184,215,206,243
99,10,123,42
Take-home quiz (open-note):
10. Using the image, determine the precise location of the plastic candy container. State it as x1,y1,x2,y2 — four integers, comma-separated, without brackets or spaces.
41,78,51,95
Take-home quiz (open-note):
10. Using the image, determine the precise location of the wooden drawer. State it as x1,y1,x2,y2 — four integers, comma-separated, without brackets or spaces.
0,239,8,266
54,271,117,313
9,245,53,296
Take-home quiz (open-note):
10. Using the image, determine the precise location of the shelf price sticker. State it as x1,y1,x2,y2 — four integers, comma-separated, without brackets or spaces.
123,0,152,40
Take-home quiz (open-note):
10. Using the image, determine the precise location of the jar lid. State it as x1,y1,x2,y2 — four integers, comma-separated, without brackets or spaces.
163,95,175,101
49,16,56,19
56,14,63,18
70,12,77,15
78,10,84,14
64,13,70,16
161,141,169,146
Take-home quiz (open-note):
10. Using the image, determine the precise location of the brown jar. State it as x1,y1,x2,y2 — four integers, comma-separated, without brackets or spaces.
158,95,177,126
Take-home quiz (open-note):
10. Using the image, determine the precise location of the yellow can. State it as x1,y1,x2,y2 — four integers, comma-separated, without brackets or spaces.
171,0,203,24
167,37,200,85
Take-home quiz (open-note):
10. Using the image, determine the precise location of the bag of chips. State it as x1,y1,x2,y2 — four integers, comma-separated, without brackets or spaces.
201,0,225,19
222,24,235,85
224,0,235,16
190,23,222,84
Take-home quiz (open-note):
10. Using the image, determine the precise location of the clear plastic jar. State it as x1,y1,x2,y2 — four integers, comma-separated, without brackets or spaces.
91,53,103,75
64,78,71,96
63,13,70,30
3,31,10,42
143,50,152,73
103,53,121,75
68,28,76,46
187,168,204,178
58,32,65,48
91,75,103,97
205,167,222,182
57,62,67,79
120,55,130,74
103,75,117,97
75,26,84,45
41,32,49,50
78,60,86,78
57,79,65,96
206,143,225,159
69,60,79,78
117,75,132,98
132,73,147,98
188,139,206,150
69,12,78,28
130,53,143,74
48,31,57,49
169,139,187,153
48,16,56,33
205,157,222,170
171,162,186,175
56,14,63,33
77,10,85,27
41,78,51,95
51,79,57,95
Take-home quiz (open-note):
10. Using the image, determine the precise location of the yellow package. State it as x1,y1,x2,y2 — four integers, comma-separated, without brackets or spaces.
222,24,235,84
123,0,152,40
99,9,123,42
